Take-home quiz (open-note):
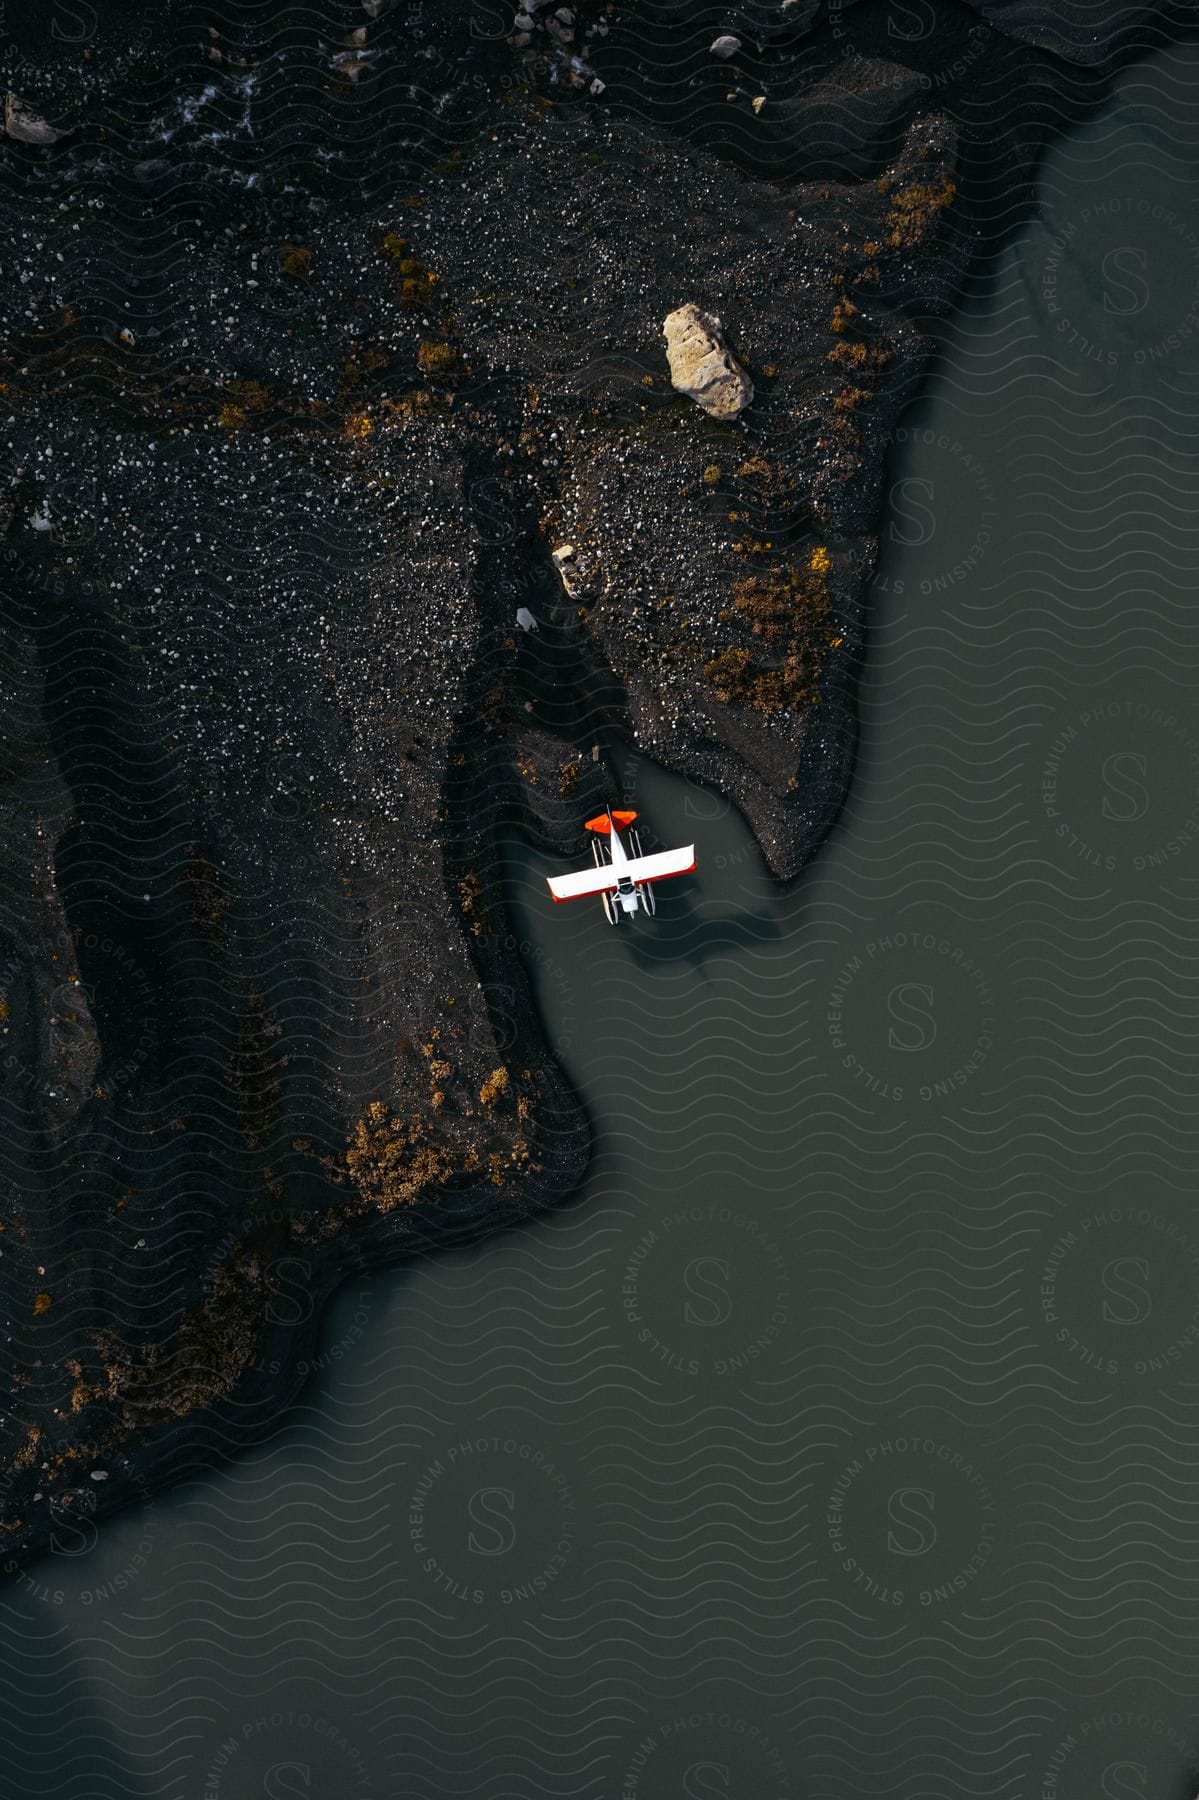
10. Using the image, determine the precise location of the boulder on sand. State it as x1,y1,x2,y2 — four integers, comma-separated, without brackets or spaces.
662,303,753,419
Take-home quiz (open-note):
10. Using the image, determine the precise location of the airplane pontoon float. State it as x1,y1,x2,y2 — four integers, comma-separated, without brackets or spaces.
545,809,695,924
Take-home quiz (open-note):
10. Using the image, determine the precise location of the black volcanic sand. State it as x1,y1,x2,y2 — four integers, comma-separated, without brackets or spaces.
0,0,1179,1556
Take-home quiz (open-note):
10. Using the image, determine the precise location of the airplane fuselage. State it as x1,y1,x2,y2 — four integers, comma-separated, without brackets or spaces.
606,821,641,914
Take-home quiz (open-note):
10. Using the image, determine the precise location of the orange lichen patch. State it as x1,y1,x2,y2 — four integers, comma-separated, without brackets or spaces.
885,174,957,249
417,339,461,377
12,1425,41,1470
229,378,270,411
827,337,892,374
732,557,830,633
731,453,799,508
92,1256,277,1426
829,298,859,334
279,243,313,277
704,549,838,715
341,344,390,392
429,1059,452,1083
346,1101,456,1211
703,646,750,692
703,464,721,485
65,1359,92,1414
345,409,373,439
216,379,271,430
479,1066,508,1106
383,238,440,306
458,868,489,937
832,386,871,414
33,1291,52,1316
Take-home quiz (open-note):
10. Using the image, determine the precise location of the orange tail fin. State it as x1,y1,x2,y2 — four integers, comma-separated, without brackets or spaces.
584,808,638,835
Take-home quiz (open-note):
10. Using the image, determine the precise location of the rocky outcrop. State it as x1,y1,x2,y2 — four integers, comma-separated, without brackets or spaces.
4,92,68,144
663,305,755,419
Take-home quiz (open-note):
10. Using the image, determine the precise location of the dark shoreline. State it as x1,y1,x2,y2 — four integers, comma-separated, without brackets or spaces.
0,0,1188,1567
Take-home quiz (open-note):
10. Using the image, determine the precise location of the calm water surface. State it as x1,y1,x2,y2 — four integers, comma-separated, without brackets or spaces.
6,39,1199,1800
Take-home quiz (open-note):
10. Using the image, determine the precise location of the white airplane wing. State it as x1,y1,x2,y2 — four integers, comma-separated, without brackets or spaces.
624,845,695,885
546,864,621,902
546,844,695,903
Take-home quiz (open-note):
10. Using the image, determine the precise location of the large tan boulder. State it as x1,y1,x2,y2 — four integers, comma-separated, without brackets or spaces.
662,304,753,419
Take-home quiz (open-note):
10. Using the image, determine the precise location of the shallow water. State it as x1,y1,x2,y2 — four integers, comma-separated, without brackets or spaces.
5,37,1199,1800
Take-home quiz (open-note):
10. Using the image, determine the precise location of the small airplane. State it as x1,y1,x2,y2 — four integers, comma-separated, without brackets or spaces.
546,809,695,924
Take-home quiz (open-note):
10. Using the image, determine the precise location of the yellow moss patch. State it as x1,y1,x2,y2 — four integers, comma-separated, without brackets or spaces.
827,338,892,373
386,243,440,306
458,868,489,937
417,339,461,377
704,549,836,715
346,1101,456,1211
480,1066,509,1106
886,175,957,250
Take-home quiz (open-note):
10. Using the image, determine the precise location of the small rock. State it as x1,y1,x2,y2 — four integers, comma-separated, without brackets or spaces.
5,93,70,145
590,77,606,95
710,34,741,58
89,1470,109,1482
118,327,136,347
662,303,753,419
515,607,539,632
552,544,589,597
752,94,766,113
332,53,374,81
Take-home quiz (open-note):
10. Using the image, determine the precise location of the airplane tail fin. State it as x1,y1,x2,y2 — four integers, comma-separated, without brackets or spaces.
584,809,637,835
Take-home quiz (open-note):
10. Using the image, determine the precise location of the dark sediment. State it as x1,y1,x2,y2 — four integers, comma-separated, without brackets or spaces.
0,0,1181,1558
